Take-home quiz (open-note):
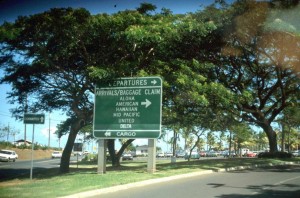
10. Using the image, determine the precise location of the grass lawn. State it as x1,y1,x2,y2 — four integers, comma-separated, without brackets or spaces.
0,157,299,198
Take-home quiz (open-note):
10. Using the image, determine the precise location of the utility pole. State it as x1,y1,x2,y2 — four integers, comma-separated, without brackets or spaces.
6,123,10,142
58,137,61,150
24,94,28,142
48,112,51,147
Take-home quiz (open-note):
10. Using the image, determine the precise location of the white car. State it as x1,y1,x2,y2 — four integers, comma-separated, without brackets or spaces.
291,150,299,157
156,153,165,158
0,149,18,162
51,151,62,158
122,153,133,160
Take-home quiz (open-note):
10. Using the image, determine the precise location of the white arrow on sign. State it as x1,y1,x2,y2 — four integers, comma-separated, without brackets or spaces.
105,131,111,137
141,99,151,108
151,80,157,85
40,116,44,123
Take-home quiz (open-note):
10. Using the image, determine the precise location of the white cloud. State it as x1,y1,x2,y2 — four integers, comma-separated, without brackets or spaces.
133,139,148,146
41,126,57,139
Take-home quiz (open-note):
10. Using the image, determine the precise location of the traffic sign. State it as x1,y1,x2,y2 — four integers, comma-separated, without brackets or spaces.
24,113,45,124
93,77,162,139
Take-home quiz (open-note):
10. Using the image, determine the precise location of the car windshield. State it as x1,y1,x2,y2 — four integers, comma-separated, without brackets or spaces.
0,151,12,154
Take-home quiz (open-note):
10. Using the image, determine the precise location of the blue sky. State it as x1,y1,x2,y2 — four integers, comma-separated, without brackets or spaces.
0,0,216,151
0,0,211,22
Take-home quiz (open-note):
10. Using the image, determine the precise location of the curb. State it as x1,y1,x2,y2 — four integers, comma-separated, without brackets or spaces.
215,161,300,172
59,161,300,198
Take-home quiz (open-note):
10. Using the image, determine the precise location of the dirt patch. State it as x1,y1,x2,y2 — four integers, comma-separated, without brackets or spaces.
9,148,55,160
18,149,54,160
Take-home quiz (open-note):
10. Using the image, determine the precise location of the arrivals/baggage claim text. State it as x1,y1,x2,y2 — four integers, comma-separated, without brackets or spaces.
95,89,160,130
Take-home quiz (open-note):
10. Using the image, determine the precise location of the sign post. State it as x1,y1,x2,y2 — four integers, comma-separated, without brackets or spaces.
97,139,106,174
24,113,45,180
147,139,156,173
93,77,162,174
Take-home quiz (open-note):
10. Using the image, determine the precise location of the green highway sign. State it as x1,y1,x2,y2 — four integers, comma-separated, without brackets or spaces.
93,77,162,139
24,113,45,124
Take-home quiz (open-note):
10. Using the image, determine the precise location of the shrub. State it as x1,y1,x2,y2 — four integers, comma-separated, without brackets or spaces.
40,145,50,150
0,141,14,149
52,147,62,151
82,154,97,162
257,151,292,158
16,144,31,149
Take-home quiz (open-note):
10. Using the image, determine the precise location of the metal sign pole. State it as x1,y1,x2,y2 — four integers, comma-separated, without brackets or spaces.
147,139,156,173
30,124,35,180
23,113,45,180
97,139,106,174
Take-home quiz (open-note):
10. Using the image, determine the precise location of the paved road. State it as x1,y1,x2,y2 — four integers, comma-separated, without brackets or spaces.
91,165,300,198
0,156,80,181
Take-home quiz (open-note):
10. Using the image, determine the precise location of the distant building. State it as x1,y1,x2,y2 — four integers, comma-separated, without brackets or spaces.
135,145,148,156
14,139,32,146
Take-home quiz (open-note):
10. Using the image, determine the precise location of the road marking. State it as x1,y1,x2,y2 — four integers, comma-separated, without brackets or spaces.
274,175,300,185
251,175,300,196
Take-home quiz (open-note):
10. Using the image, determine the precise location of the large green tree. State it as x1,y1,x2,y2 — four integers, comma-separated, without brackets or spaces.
0,4,199,170
0,8,96,173
0,6,161,170
190,0,300,152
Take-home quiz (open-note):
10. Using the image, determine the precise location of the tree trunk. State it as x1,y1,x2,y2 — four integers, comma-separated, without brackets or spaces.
172,130,177,156
59,119,84,174
59,127,78,173
107,139,135,167
264,125,278,153
281,122,285,152
107,140,120,167
118,139,135,155
238,142,242,157
229,130,232,157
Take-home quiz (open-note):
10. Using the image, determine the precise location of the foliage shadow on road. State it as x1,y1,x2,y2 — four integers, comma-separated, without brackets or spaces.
215,186,300,198
211,165,300,198
0,167,61,182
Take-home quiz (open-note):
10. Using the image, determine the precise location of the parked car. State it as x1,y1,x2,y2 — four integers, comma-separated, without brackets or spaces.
291,150,299,157
176,152,185,158
0,149,18,162
122,153,133,160
51,151,62,158
165,152,173,157
199,151,207,157
246,152,256,157
240,148,250,156
184,152,200,160
206,151,218,157
156,152,165,158
73,151,82,156
222,151,236,158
